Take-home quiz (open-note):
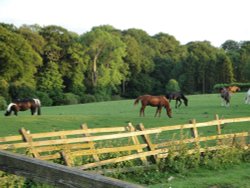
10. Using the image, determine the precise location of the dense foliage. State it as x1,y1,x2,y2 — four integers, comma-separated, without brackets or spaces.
1,23,250,106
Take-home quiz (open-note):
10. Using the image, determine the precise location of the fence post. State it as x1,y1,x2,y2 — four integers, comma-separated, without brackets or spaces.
59,133,73,166
137,123,159,164
189,119,200,148
215,114,222,145
19,128,40,158
81,124,100,162
127,123,148,165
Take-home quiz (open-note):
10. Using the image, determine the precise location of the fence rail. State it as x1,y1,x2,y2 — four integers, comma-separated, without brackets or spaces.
0,150,142,188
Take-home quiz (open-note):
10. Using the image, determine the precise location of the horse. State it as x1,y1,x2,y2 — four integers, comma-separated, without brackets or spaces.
165,92,188,108
245,88,250,104
227,86,240,93
134,95,172,118
220,88,231,107
5,98,41,116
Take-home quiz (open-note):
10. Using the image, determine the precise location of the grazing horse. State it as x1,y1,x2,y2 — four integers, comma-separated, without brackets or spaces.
165,92,188,108
5,98,41,116
134,95,172,118
245,88,250,104
220,88,231,107
227,86,240,93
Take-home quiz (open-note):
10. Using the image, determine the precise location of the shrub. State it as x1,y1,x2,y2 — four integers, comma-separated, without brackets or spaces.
9,82,36,99
79,94,96,103
165,79,180,92
35,91,53,106
0,96,7,110
61,93,79,105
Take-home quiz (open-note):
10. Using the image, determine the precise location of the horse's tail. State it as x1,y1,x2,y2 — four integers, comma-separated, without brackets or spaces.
33,99,41,115
134,96,143,106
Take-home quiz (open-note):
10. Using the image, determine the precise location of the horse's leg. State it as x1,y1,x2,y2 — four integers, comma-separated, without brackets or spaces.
175,100,177,108
140,106,145,116
154,107,161,117
246,96,250,104
158,107,162,117
221,97,225,106
178,99,182,108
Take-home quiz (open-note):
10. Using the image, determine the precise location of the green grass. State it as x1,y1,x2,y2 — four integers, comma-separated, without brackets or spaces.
0,93,249,187
0,92,249,136
149,163,250,188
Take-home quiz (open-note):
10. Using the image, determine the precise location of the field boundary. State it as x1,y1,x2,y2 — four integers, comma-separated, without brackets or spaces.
0,115,249,175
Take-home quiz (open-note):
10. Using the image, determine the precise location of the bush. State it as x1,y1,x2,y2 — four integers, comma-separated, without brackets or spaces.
79,94,96,104
213,82,250,91
0,79,9,99
61,93,79,105
165,79,180,92
9,82,35,99
0,96,7,110
35,91,53,106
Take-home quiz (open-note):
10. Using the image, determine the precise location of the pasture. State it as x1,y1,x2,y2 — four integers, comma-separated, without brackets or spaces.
0,92,249,187
0,93,249,136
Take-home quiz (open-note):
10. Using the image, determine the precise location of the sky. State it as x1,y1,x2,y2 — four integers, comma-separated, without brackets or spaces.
0,0,249,47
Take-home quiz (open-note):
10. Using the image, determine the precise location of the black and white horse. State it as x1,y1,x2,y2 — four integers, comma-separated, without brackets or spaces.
5,98,41,116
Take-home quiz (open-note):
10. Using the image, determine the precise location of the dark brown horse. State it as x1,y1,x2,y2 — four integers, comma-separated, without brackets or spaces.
134,95,172,118
220,88,231,107
5,98,41,116
166,92,188,108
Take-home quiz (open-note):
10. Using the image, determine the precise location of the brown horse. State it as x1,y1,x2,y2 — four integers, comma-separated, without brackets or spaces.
134,95,172,118
5,98,41,116
227,86,240,93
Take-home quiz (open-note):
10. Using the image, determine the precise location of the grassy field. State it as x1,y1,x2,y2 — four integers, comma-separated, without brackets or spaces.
0,92,249,136
0,92,249,187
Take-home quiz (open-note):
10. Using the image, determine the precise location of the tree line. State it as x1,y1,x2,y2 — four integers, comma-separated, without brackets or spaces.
0,23,250,107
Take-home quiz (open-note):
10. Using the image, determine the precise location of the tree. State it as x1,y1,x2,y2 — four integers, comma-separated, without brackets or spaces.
215,51,234,83
182,41,218,93
122,29,156,96
39,25,88,94
0,25,42,88
37,61,64,104
151,33,184,94
80,25,128,95
18,24,45,55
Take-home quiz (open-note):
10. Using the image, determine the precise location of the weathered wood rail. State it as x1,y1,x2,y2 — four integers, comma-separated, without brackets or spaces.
0,150,143,188
0,115,249,186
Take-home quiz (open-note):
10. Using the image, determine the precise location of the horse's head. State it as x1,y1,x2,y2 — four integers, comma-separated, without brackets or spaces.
163,97,172,118
166,107,172,118
4,103,17,116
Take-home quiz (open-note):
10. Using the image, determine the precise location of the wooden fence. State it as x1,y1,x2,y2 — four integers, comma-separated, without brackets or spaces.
0,150,143,188
0,115,249,182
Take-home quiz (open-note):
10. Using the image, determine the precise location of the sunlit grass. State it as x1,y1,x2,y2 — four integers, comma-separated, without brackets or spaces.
0,92,249,136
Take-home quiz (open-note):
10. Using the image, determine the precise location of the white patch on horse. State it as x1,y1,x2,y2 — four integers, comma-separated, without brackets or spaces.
245,89,250,104
33,98,41,106
32,98,41,115
6,103,17,112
